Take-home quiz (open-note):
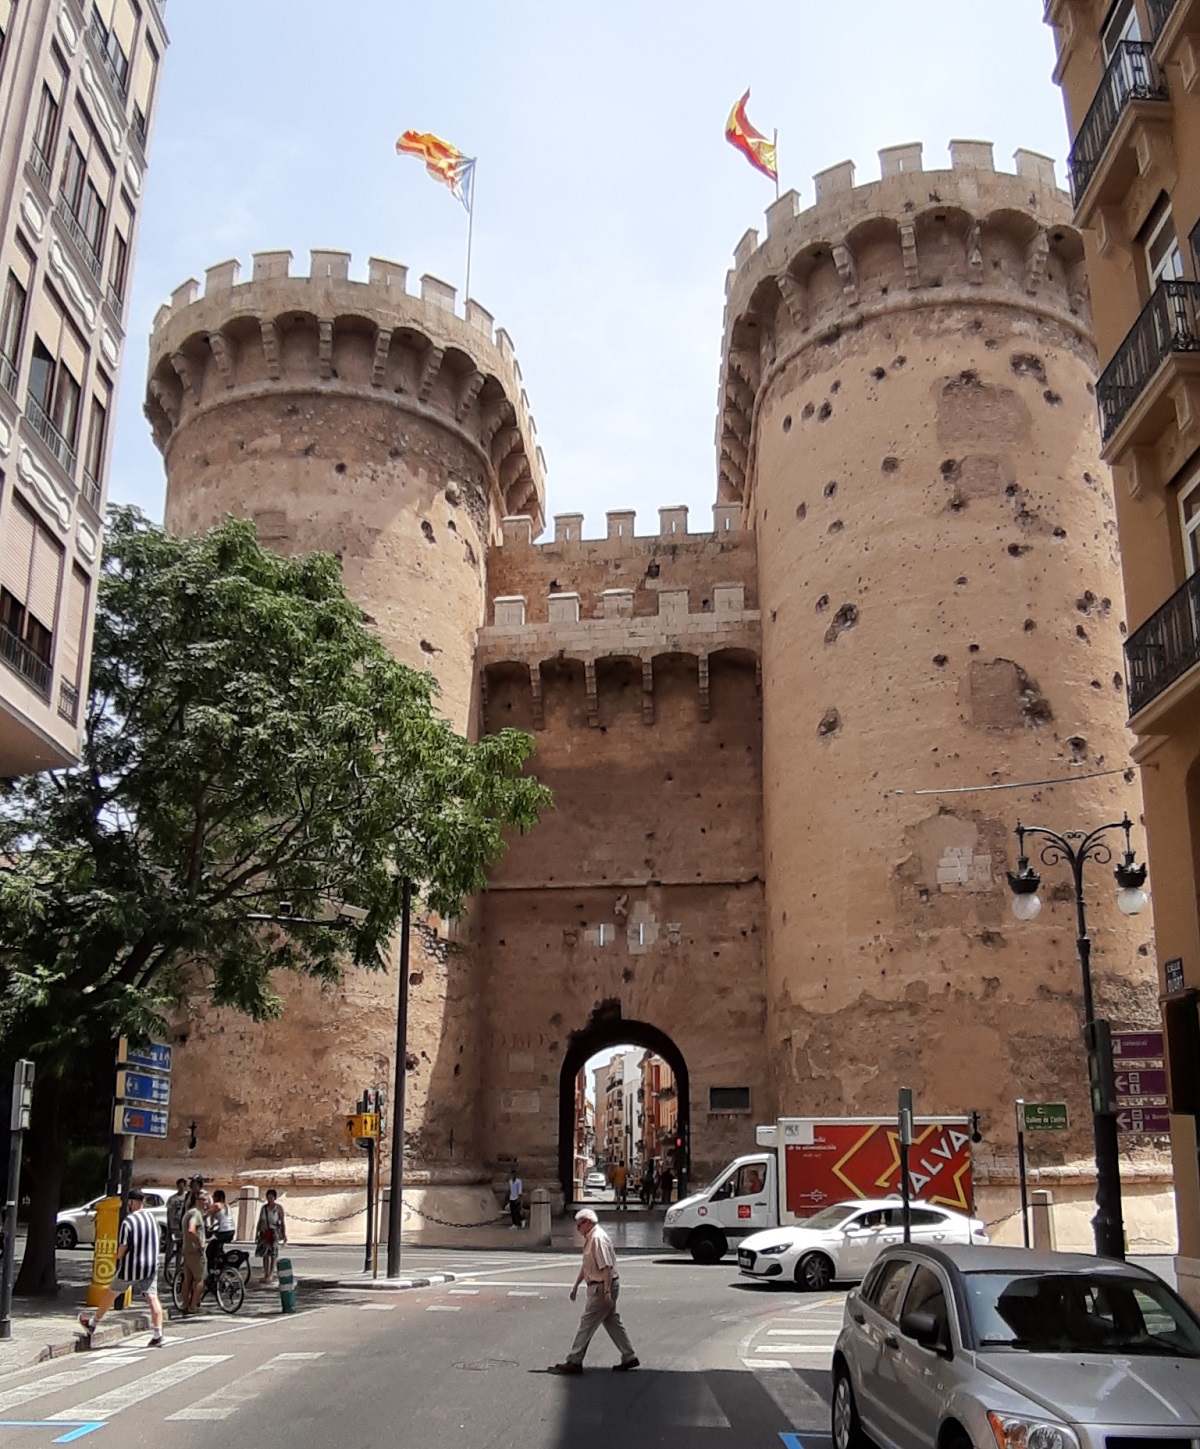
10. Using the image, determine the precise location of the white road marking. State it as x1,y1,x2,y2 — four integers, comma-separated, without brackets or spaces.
0,1356,146,1413
447,1289,480,1296
166,1352,324,1421
425,1305,461,1312
767,1328,841,1336
358,1303,396,1311
755,1343,833,1355
507,1290,541,1297
743,1358,792,1369
47,1354,231,1420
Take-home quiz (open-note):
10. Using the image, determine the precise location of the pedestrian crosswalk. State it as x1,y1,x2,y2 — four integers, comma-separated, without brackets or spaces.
165,1352,323,1420
740,1297,845,1371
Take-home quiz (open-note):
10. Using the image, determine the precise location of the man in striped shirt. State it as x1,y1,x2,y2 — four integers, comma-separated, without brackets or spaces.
79,1187,164,1347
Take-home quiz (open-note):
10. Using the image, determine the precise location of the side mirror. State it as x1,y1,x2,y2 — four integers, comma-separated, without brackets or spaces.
900,1310,944,1350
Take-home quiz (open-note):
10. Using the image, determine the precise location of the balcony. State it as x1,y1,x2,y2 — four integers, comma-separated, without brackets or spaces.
1149,0,1200,53
25,393,77,476
1098,282,1200,440
1068,41,1169,214
55,195,102,280
81,468,101,511
87,11,129,98
58,678,79,724
1126,571,1200,718
0,351,17,400
27,142,51,190
0,624,51,699
1148,0,1176,37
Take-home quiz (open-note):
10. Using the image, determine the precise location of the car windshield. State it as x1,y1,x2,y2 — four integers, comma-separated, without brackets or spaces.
802,1204,860,1230
965,1271,1200,1357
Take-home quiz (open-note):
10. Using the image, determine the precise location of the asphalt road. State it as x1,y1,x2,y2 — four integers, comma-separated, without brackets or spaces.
0,1248,844,1448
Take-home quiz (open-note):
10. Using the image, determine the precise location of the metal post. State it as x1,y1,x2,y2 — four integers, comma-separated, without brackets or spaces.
363,1135,375,1273
1015,1100,1030,1248
898,1086,913,1243
386,880,412,1279
1,1060,34,1341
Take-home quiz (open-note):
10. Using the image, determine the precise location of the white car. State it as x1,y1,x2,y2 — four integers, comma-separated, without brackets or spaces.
584,1171,607,1192
55,1186,174,1249
737,1199,989,1291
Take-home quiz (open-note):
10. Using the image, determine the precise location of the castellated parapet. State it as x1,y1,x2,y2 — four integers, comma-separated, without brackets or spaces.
719,139,1162,1188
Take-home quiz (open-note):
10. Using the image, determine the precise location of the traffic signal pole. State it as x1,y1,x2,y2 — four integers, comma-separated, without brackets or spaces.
386,881,412,1280
1,1060,34,1341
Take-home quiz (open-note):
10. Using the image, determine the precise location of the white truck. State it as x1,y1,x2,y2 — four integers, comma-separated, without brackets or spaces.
662,1114,974,1263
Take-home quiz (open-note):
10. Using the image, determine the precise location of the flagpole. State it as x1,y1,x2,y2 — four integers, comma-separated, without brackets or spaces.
464,162,476,306
773,130,780,200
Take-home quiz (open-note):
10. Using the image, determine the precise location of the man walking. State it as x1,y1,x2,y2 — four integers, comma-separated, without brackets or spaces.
612,1160,628,1209
549,1208,638,1374
164,1177,188,1278
79,1187,164,1347
507,1167,524,1228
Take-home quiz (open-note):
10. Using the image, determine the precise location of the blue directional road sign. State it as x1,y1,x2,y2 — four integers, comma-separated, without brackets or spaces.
114,1103,169,1138
116,1068,170,1106
117,1038,172,1074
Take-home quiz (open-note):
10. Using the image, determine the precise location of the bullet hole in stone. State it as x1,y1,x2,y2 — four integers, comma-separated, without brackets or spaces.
420,639,440,654
956,576,968,586
447,519,458,535
770,609,777,622
453,1063,460,1076
817,707,842,737
405,1053,419,1072
949,495,966,513
782,415,792,432
1125,769,1136,784
957,368,980,387
881,457,900,474
968,318,983,333
871,366,886,380
968,643,980,653
802,402,815,420
622,968,634,983
763,509,769,521
334,462,346,474
795,502,807,521
827,519,844,534
816,594,830,612
1008,543,1031,557
823,602,859,643
1090,679,1102,689
237,441,246,451
1076,624,1089,641
421,521,435,543
830,380,841,394
893,355,907,368
933,654,948,667
445,484,460,506
409,970,424,986
303,442,317,456
1024,618,1036,632
817,401,832,421
1083,471,1095,486
985,338,999,349
1043,390,1062,406
1086,381,1095,395
1113,672,1124,690
1005,483,1019,497
940,459,960,478
1010,352,1047,384
1053,526,1067,539
1077,590,1097,612
1067,735,1087,762
824,480,838,497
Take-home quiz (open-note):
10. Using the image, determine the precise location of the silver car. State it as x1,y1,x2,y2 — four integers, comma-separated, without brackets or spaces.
832,1244,1200,1449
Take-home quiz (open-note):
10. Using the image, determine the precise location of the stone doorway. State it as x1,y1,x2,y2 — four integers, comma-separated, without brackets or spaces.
557,1010,690,1206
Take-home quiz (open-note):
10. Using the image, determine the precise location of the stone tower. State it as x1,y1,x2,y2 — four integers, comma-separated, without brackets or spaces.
717,142,1158,1172
141,250,543,1210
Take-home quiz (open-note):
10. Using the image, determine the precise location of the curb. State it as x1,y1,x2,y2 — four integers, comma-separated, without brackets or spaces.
27,1309,154,1365
336,1272,459,1292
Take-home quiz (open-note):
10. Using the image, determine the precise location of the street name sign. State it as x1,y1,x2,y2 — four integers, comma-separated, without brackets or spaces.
1117,1106,1170,1135
1022,1102,1069,1132
1165,957,1186,995
116,1039,172,1075
113,1104,169,1138
115,1068,170,1106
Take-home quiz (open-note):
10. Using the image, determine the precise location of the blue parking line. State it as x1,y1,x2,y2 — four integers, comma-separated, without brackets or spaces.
0,1422,105,1442
780,1436,805,1449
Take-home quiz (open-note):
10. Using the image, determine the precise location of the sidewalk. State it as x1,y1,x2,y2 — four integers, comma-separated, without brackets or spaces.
0,1275,153,1372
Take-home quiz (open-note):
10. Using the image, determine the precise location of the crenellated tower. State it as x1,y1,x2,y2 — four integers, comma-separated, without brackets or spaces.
719,141,1161,1188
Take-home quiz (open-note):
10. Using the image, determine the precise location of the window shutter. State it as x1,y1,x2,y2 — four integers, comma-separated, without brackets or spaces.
57,565,88,686
1,494,35,603
112,0,137,52
27,521,62,629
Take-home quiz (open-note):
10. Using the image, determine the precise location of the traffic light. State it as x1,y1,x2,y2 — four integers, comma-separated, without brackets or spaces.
1085,1020,1118,1115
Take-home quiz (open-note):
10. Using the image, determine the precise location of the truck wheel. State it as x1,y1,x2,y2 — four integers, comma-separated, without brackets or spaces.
689,1229,726,1264
795,1252,835,1291
832,1368,867,1449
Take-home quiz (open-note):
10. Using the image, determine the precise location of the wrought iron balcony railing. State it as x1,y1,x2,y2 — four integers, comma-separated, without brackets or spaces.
88,10,129,98
0,624,51,698
25,393,77,476
1147,0,1176,40
55,194,102,279
1068,41,1168,203
1126,570,1200,715
81,468,101,510
1096,280,1200,441
58,678,80,724
28,142,51,190
0,351,17,400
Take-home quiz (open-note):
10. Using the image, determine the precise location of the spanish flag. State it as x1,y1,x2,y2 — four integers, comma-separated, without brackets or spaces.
725,91,777,182
396,130,476,212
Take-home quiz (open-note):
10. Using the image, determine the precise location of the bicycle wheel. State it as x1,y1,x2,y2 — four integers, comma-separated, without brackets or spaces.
215,1266,244,1313
171,1267,186,1312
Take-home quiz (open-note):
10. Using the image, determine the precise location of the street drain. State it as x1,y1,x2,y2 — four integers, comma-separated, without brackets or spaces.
454,1358,520,1372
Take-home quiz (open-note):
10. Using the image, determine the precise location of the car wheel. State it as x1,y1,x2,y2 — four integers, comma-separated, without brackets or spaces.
689,1229,726,1264
831,1369,867,1449
55,1224,77,1251
795,1251,835,1291
942,1430,975,1449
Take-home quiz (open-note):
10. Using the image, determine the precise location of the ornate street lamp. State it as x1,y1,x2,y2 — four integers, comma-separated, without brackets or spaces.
1006,813,1148,1260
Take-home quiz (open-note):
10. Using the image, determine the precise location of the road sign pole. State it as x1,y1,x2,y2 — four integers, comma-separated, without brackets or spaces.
363,1132,375,1273
386,880,412,1280
898,1088,914,1244
1,1060,34,1341
1015,1100,1030,1248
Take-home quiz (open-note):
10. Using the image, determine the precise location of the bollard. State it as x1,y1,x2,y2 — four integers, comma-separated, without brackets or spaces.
530,1188,552,1247
277,1256,296,1313
1030,1189,1056,1251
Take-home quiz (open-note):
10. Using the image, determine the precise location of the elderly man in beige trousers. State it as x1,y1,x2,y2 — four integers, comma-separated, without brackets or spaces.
549,1208,640,1374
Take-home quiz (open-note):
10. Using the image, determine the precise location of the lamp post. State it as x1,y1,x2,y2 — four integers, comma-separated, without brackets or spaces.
1006,813,1149,1260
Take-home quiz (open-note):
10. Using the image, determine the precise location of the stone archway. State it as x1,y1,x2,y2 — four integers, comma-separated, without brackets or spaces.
557,1005,690,1205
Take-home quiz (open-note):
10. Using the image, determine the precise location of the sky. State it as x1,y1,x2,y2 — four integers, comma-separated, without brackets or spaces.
110,2,1069,537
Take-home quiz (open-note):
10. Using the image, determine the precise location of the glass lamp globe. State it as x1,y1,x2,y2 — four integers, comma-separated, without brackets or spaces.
1011,892,1042,922
1116,886,1149,917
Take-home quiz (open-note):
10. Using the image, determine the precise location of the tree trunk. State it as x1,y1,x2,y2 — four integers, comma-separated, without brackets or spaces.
15,1070,63,1298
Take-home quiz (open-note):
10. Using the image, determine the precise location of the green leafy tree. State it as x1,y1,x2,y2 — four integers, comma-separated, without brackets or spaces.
0,507,549,1295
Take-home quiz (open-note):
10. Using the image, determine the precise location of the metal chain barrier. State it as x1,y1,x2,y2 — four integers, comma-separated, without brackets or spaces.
219,1191,506,1231
402,1202,508,1230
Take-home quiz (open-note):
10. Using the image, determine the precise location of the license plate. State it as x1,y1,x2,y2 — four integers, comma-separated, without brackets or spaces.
738,1251,752,1266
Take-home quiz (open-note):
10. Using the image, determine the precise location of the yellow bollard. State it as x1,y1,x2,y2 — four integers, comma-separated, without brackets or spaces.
87,1197,128,1309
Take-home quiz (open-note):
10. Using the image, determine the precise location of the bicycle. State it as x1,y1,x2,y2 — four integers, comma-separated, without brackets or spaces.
171,1248,245,1314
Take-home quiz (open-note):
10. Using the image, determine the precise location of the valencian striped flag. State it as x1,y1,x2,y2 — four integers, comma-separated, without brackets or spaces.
725,91,777,182
396,130,476,212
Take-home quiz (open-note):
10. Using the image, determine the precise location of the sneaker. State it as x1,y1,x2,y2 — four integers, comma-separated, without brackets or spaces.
548,1362,583,1375
148,1334,164,1348
78,1313,96,1337
613,1357,640,1372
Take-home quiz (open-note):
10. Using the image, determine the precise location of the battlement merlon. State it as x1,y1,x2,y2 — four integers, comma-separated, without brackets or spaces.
146,248,545,531
498,503,743,551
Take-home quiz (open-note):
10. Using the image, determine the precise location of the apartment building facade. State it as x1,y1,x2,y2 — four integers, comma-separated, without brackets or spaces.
1047,0,1200,1299
0,0,166,774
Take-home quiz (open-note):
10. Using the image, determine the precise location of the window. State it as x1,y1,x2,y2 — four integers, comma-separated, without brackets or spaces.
901,1264,951,1347
0,494,63,692
863,1258,913,1320
907,1208,948,1227
709,1086,752,1112
32,85,61,178
51,363,80,448
28,337,54,411
0,273,26,378
57,563,90,692
84,395,106,481
1179,470,1200,576
26,322,86,471
106,228,127,309
1101,0,1141,60
1143,197,1184,290
57,133,110,272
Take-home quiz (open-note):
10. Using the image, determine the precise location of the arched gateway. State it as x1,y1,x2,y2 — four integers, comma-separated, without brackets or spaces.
558,1015,690,1205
